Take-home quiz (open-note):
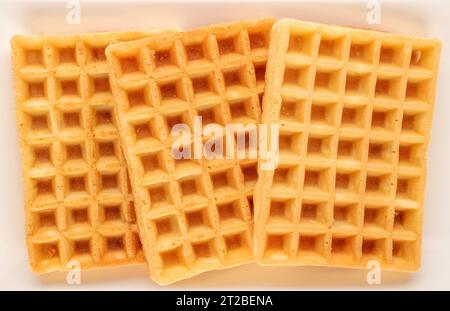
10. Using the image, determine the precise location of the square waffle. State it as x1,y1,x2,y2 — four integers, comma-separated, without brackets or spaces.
106,18,274,284
254,19,441,271
11,31,171,273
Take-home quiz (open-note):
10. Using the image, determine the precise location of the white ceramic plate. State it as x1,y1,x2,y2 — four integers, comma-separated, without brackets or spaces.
0,0,449,290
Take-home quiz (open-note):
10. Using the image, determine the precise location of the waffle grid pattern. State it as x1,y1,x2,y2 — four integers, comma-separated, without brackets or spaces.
11,32,159,273
107,19,274,284
255,19,441,271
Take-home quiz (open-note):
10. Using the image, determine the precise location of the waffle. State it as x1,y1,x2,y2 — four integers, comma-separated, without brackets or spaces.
11,30,172,274
106,18,274,284
254,19,441,272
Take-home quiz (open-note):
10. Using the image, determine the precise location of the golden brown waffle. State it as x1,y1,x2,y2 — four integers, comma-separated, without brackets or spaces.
11,31,170,274
106,18,274,284
254,19,441,271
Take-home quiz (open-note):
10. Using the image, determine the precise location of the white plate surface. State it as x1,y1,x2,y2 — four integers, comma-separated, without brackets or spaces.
0,0,449,290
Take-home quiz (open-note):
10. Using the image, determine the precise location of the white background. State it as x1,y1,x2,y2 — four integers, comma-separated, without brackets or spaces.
0,0,449,290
